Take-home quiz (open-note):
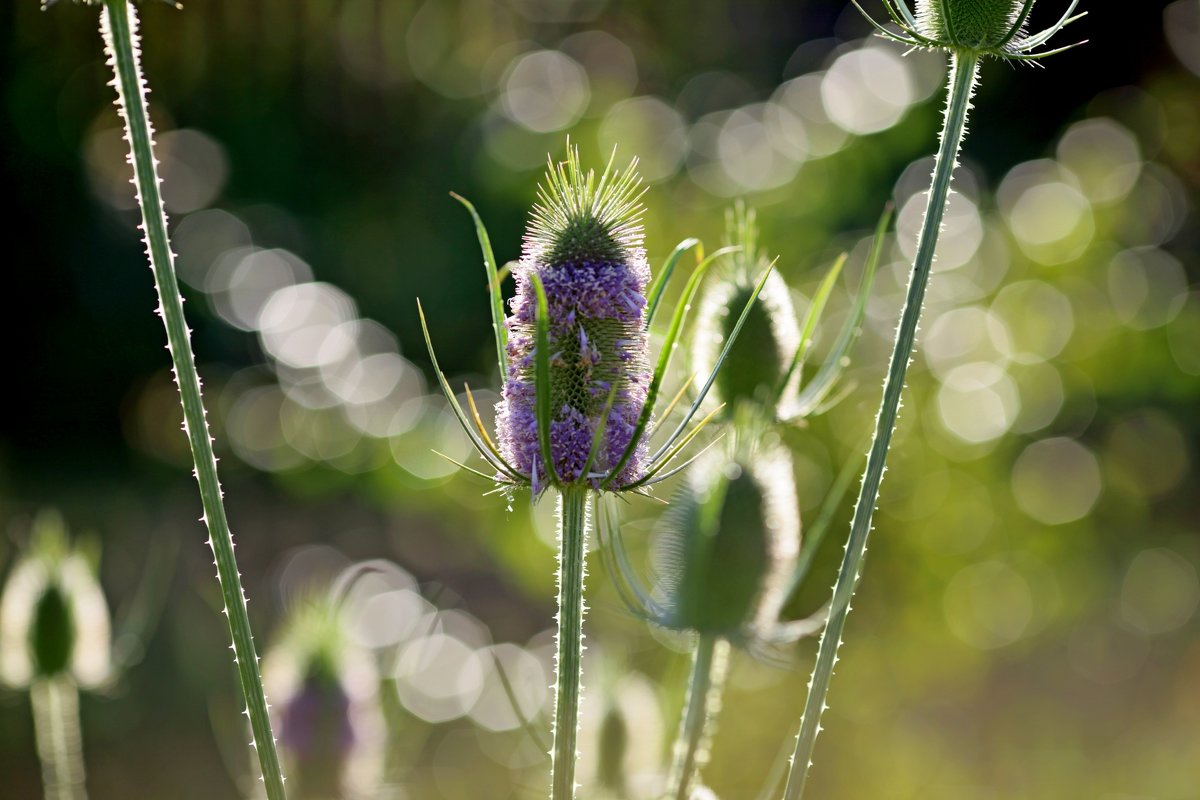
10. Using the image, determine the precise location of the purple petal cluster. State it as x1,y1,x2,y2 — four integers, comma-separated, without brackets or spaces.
497,256,652,492
278,674,356,758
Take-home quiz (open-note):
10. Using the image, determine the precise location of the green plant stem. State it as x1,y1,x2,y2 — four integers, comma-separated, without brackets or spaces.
782,49,980,800
551,486,590,800
31,676,86,800
667,634,730,800
99,2,286,798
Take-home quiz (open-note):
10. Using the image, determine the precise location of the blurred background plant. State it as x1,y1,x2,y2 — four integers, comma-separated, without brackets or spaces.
2,1,1198,798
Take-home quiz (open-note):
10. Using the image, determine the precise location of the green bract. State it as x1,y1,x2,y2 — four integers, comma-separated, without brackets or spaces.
855,0,1087,61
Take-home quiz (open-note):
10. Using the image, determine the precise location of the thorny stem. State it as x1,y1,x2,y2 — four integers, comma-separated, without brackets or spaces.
551,486,590,800
667,634,730,800
31,676,87,800
782,50,980,799
99,2,286,797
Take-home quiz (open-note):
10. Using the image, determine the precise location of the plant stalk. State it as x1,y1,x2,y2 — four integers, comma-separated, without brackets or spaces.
551,486,590,800
99,2,286,797
31,676,87,800
782,49,980,799
667,634,730,800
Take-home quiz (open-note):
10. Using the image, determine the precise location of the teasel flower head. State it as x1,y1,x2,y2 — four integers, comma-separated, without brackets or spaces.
262,594,383,800
852,0,1087,61
0,511,111,690
421,144,776,497
693,202,892,426
496,145,653,492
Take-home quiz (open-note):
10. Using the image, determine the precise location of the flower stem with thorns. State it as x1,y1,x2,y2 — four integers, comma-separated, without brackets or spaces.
98,1,285,796
783,48,981,799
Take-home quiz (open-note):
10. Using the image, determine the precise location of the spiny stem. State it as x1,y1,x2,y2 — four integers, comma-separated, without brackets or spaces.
667,634,730,800
782,49,980,799
551,486,590,800
98,2,286,797
31,676,86,800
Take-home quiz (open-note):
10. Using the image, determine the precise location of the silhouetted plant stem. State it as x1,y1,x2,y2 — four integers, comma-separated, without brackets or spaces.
31,676,86,800
551,485,590,800
783,49,980,799
667,634,730,800
99,2,286,797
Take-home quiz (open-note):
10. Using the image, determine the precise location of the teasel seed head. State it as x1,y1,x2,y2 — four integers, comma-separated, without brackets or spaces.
496,145,653,492
0,511,111,689
853,0,1087,61
654,436,800,642
692,203,800,418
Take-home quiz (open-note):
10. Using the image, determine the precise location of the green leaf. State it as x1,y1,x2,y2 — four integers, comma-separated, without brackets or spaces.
530,274,556,488
787,203,892,420
647,259,775,468
600,246,739,490
776,253,847,404
417,300,523,482
646,238,701,330
581,383,619,483
451,192,508,377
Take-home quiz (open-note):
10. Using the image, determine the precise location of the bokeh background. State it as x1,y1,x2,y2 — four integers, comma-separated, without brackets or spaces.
2,1,1199,798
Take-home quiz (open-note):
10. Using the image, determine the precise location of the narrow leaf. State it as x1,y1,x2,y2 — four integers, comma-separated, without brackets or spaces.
646,238,701,330
451,192,508,376
776,253,847,403
530,274,557,487
417,300,523,482
601,246,739,489
648,259,775,466
787,204,891,419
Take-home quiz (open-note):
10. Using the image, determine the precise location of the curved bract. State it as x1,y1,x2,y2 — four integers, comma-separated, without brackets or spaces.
854,0,1087,61
692,202,890,427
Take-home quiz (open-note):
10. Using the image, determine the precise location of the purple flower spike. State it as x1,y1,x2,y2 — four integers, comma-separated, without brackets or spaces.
495,147,652,491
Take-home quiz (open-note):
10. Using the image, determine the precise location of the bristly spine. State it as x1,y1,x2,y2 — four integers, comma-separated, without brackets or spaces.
526,146,647,268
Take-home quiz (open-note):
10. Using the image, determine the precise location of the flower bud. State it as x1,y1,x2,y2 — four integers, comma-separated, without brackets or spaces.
692,205,799,417
656,441,800,639
263,598,383,800
0,512,111,689
496,148,652,490
916,0,1026,50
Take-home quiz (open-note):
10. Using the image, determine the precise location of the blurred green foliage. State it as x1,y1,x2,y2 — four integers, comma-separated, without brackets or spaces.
1,1,1198,798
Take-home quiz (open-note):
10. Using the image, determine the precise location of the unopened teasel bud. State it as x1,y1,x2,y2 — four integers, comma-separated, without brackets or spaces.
656,442,800,639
